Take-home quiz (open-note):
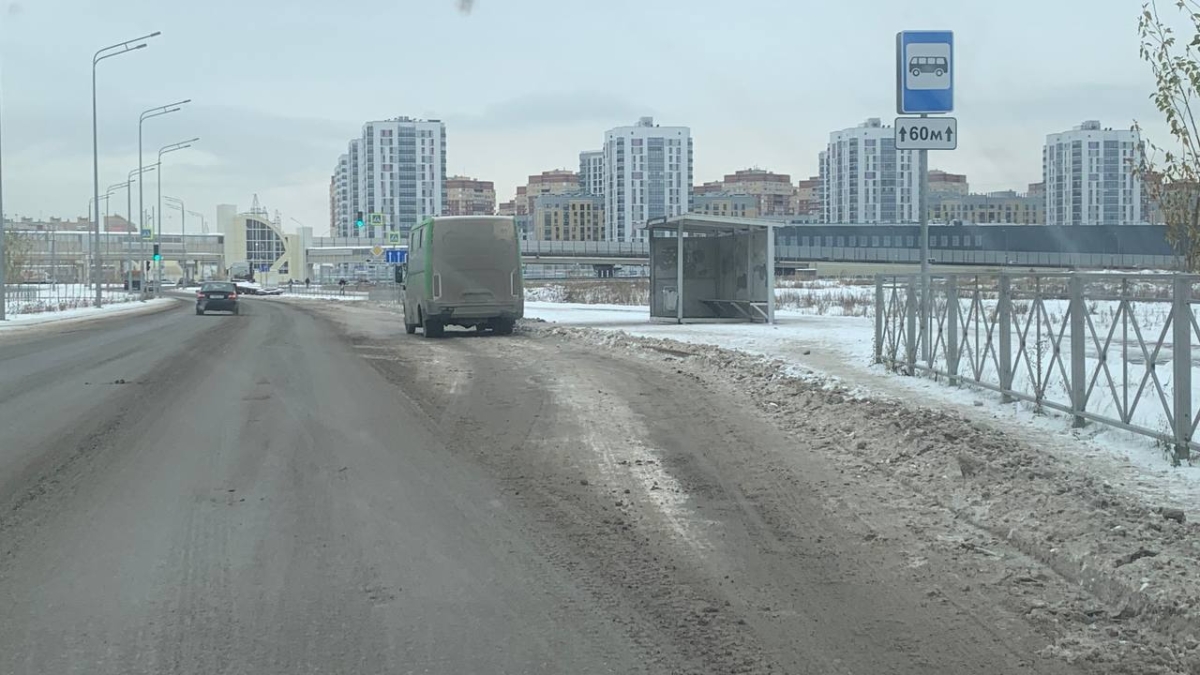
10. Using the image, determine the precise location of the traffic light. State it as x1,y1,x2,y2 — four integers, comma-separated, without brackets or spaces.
355,211,364,228
152,244,162,262
145,261,151,271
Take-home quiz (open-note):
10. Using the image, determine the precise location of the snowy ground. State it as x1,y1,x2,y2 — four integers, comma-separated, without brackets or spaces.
4,284,142,316
0,297,177,331
523,300,1200,518
257,292,368,303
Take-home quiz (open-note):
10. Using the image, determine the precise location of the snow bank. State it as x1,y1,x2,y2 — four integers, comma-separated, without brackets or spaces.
0,297,177,331
529,322,1200,674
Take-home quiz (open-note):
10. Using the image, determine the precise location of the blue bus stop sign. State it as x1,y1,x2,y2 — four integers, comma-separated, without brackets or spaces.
896,31,954,114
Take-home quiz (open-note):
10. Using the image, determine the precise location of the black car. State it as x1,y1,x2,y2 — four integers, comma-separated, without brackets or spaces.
196,282,240,315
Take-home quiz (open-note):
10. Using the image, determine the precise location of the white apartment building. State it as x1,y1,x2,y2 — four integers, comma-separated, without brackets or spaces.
329,118,446,241
332,153,351,236
603,117,692,241
579,150,604,196
820,118,918,224
359,118,446,239
1043,120,1144,226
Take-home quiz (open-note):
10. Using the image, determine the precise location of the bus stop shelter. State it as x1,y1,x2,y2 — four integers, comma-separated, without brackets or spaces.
642,215,776,324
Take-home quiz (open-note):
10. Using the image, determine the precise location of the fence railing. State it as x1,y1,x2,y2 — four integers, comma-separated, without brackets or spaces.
874,272,1199,463
2,283,142,316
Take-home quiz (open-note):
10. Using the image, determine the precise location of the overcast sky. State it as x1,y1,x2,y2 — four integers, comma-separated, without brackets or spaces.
0,0,1167,234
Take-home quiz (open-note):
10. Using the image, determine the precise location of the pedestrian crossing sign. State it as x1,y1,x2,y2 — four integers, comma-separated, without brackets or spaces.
387,232,401,245
368,213,385,227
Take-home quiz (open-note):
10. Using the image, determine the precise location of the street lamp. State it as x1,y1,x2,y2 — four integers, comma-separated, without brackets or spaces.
188,210,207,280
93,31,161,308
128,165,159,294
156,138,198,294
188,210,207,234
164,196,186,282
138,100,188,293
0,47,6,320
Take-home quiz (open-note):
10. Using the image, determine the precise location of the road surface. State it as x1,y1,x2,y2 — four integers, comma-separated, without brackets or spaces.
0,298,1084,674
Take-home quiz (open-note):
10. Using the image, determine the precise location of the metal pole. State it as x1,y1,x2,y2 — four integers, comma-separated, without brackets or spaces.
1172,275,1192,463
91,59,101,307
90,34,159,306
181,204,186,282
946,275,959,386
905,274,918,375
139,123,144,296
1069,274,1087,428
676,225,684,324
874,275,885,363
918,114,930,364
126,178,133,290
0,63,5,320
156,161,162,294
998,273,1013,402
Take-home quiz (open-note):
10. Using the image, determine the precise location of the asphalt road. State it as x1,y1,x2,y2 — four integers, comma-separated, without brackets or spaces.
0,298,1085,674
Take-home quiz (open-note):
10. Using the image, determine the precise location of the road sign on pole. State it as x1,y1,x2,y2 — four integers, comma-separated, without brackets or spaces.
141,228,153,240
896,31,954,114
371,245,384,257
368,213,385,227
387,231,401,245
385,249,408,264
895,117,958,150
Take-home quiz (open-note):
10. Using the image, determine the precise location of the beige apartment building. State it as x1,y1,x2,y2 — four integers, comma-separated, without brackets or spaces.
445,176,496,216
531,193,604,241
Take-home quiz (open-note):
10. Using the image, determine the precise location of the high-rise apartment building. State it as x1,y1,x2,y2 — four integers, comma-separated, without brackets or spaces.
329,118,446,241
1043,120,1144,225
603,117,692,241
445,176,496,216
819,118,918,224
532,193,605,241
332,153,350,236
579,151,604,196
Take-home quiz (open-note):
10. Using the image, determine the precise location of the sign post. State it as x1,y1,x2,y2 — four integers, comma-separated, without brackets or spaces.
897,29,954,366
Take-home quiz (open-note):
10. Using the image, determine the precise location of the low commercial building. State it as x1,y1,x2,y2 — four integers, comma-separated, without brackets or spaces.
690,193,760,219
218,202,312,281
928,190,1044,225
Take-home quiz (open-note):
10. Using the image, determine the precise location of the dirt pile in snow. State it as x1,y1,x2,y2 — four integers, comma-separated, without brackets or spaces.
532,323,1200,674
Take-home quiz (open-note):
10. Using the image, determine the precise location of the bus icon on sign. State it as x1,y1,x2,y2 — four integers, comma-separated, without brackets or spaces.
909,56,947,78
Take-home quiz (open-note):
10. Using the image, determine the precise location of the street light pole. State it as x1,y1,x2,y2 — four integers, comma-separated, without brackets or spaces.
108,180,132,283
155,138,198,295
139,100,188,297
188,210,206,279
93,31,160,308
128,165,156,294
165,196,185,282
0,55,6,320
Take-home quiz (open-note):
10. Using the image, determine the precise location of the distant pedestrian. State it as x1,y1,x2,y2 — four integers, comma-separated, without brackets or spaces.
338,278,347,296
304,277,311,289
288,279,295,292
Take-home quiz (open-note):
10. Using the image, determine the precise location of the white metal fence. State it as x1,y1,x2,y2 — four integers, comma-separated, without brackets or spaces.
874,272,1199,463
2,283,141,316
